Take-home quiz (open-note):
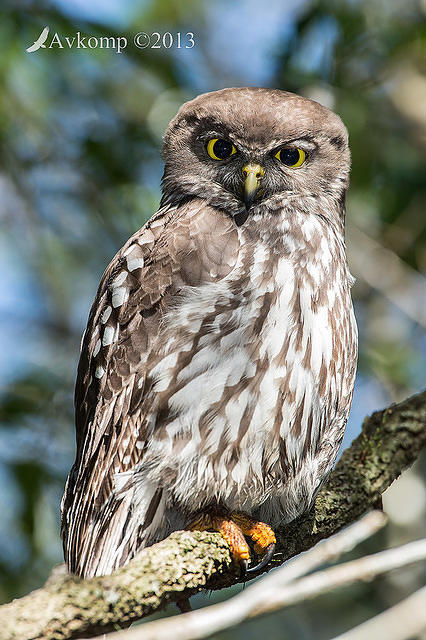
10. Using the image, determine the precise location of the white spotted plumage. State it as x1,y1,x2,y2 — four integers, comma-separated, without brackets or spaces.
61,88,357,578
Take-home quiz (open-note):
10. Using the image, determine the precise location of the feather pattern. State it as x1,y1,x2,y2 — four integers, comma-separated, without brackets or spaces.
61,87,358,578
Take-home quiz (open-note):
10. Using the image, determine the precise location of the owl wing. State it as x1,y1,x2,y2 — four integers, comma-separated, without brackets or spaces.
61,199,240,577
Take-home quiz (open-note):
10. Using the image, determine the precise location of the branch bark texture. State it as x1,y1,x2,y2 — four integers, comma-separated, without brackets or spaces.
1,389,425,640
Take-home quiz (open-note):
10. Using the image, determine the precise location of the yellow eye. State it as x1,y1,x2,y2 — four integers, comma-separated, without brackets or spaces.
275,147,306,168
206,138,237,160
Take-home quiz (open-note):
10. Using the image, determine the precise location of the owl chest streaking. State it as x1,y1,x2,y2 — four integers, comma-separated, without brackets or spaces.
61,87,358,578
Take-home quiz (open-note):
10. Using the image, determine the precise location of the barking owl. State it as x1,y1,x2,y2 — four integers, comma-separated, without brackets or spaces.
61,87,358,578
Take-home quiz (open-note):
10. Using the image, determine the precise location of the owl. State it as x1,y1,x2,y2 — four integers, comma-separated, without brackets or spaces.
61,87,358,578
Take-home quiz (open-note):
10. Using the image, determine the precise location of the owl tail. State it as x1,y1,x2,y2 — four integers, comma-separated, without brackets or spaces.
64,479,165,578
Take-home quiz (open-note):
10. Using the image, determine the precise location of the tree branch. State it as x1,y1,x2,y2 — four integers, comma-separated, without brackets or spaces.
1,390,425,640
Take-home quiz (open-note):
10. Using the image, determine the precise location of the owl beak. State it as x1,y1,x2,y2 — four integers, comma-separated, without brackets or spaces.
242,163,265,209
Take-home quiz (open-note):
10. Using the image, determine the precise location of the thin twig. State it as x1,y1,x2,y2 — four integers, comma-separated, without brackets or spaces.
331,586,426,640
249,539,426,615
347,224,426,327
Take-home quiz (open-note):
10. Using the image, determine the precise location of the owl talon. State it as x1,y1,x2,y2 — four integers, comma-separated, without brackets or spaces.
176,597,192,613
188,510,277,574
246,542,276,573
188,511,251,571
239,557,249,576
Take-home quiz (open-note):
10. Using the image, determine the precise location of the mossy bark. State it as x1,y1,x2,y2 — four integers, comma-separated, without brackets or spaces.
1,390,425,640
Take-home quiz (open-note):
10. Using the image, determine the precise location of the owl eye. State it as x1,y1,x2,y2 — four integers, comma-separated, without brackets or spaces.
206,138,237,160
275,147,306,168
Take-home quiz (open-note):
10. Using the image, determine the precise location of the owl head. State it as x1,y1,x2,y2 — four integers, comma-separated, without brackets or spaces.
161,87,350,225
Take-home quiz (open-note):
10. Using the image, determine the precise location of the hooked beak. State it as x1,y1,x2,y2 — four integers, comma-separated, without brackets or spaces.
242,163,265,210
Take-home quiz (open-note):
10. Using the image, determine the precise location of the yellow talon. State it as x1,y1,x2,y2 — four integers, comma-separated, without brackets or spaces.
188,509,276,571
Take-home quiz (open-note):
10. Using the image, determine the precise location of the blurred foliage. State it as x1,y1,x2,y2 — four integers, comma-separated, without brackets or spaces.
0,0,425,637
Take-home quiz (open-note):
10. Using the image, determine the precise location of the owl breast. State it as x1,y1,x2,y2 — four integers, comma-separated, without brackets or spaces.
136,217,357,526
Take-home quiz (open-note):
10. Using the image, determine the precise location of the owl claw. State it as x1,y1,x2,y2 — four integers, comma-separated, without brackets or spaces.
176,597,192,613
188,512,251,571
246,542,276,573
188,510,276,574
239,557,249,576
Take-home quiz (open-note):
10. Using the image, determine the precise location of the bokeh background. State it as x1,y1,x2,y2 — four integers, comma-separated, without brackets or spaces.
0,0,425,637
